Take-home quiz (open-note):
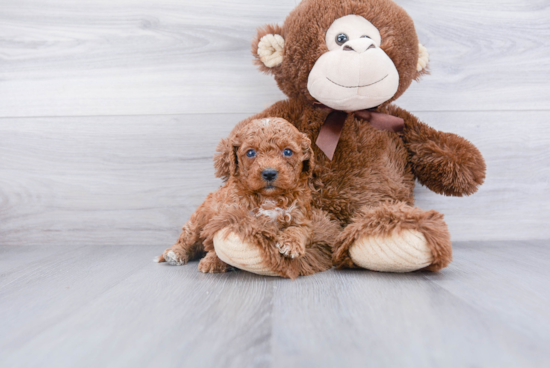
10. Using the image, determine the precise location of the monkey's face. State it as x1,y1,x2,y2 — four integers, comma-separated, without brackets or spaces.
252,0,428,111
307,15,400,111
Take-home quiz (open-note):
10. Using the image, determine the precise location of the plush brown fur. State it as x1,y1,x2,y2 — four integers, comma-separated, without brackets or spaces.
251,0,427,106
222,0,486,272
157,118,340,279
332,202,452,271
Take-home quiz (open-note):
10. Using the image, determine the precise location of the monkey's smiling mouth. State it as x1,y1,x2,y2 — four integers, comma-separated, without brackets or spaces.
327,74,388,89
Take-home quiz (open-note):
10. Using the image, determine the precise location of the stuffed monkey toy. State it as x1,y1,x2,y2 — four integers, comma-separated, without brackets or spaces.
214,0,486,273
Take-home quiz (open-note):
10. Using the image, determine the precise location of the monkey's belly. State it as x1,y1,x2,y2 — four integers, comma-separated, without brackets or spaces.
213,228,279,277
349,230,433,272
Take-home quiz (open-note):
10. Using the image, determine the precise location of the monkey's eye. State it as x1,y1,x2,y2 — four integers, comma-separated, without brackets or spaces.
361,35,371,39
246,149,256,158
283,149,293,157
336,33,348,46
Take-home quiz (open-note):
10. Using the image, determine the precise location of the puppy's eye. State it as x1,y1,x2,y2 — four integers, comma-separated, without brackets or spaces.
361,35,371,39
246,149,256,158
283,149,293,157
336,33,348,46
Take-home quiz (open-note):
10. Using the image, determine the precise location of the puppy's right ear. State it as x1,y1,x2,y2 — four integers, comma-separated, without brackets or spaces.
300,133,314,179
213,137,239,182
252,24,285,74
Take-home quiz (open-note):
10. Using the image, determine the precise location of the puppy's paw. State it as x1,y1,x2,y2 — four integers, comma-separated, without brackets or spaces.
276,240,305,259
198,255,230,274
162,249,189,266
153,255,164,263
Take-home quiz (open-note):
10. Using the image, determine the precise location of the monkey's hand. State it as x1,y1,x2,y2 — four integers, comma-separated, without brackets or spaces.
395,107,486,196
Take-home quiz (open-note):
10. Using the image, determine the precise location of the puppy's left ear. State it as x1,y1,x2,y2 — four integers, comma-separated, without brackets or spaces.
213,136,239,182
300,133,314,178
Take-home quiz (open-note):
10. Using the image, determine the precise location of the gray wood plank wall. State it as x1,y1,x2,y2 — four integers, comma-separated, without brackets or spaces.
1,0,549,245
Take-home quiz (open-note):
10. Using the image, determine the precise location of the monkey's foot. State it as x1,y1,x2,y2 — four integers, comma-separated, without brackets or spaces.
349,230,433,272
333,203,452,272
213,228,278,276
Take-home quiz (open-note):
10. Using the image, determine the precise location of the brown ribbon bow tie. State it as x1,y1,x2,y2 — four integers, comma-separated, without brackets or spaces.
314,104,405,160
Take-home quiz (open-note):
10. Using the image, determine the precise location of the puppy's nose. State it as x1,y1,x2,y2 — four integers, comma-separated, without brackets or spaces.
261,168,278,182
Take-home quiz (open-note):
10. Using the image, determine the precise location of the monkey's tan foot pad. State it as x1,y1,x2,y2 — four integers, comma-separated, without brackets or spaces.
349,229,433,272
213,228,279,277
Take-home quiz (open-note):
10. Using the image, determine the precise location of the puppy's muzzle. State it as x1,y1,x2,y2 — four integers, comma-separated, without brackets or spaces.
261,168,278,182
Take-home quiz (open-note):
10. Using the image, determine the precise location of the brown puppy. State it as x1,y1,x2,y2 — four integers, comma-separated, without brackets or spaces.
156,118,339,279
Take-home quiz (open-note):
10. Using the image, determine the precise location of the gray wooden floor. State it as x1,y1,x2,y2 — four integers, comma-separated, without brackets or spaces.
1,240,549,368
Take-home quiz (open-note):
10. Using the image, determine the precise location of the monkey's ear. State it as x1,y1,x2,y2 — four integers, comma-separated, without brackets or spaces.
252,24,285,74
300,133,314,178
213,137,239,182
415,43,430,79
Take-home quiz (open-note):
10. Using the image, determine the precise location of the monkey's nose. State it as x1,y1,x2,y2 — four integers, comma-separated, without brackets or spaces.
261,169,278,182
343,39,376,53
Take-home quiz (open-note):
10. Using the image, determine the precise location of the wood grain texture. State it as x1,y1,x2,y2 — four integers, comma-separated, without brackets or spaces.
0,0,549,117
1,241,549,367
0,111,548,246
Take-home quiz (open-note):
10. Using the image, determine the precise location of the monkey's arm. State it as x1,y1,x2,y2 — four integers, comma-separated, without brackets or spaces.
389,105,486,196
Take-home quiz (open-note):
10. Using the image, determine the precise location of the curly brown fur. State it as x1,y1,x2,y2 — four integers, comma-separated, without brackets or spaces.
198,251,231,274
201,207,337,279
158,118,339,279
222,101,418,224
332,202,452,271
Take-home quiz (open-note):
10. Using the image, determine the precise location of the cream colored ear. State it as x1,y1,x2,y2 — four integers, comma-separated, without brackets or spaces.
257,34,285,68
417,43,429,72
